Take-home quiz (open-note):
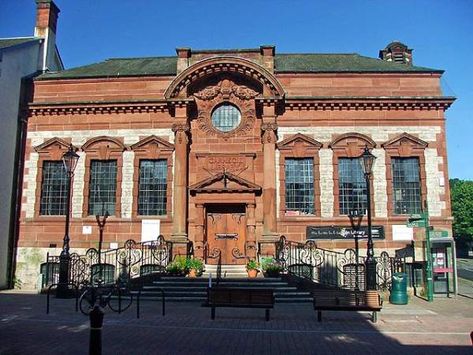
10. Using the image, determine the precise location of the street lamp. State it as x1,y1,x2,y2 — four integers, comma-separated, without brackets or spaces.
359,145,377,290
348,208,363,291
57,144,80,298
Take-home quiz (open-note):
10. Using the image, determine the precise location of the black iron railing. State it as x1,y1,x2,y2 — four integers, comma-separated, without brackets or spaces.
41,235,182,289
275,235,410,291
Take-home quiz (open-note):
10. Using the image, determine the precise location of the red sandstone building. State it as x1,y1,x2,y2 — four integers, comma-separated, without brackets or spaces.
14,4,456,289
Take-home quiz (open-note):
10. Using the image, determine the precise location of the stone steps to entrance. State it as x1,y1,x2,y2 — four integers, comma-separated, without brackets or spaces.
137,276,312,303
202,264,248,279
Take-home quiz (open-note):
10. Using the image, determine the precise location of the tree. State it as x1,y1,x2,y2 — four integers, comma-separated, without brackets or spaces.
450,179,473,250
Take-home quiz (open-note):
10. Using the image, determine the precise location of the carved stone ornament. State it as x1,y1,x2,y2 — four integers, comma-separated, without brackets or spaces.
193,79,258,101
193,79,259,139
261,122,278,144
172,123,190,144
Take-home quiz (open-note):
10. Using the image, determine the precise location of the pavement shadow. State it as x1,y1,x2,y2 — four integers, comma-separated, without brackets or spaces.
0,293,471,355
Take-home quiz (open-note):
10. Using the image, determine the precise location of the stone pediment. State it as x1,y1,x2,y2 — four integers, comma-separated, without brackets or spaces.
381,132,428,149
189,171,261,194
277,133,322,157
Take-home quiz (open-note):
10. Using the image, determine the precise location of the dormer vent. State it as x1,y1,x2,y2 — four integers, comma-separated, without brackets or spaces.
379,42,413,65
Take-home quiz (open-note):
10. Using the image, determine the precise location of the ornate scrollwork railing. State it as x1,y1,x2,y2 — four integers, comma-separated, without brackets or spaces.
42,235,174,289
275,235,409,291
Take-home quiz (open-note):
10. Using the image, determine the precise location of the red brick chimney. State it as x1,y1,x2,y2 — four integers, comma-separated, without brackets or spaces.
34,0,60,71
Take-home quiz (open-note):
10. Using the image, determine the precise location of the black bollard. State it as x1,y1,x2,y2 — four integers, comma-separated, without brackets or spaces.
89,304,104,355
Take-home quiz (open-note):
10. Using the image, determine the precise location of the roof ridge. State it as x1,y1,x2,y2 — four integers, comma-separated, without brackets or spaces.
106,56,176,61
276,53,358,56
0,36,37,40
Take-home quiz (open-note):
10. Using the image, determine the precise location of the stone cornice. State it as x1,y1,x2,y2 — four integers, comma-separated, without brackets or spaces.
285,96,455,111
29,100,169,116
28,98,196,116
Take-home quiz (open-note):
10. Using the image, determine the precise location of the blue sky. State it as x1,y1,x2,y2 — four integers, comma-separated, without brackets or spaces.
1,0,472,179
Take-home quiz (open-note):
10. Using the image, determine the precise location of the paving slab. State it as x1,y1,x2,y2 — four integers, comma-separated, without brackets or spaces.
0,291,471,354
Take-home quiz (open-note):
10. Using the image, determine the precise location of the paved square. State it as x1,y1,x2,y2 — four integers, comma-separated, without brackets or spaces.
1,291,472,354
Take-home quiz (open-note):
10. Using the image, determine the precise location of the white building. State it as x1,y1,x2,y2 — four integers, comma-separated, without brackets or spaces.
0,0,62,289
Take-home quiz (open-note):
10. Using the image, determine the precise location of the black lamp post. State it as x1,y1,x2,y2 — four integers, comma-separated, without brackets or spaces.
95,202,109,284
57,144,80,298
348,208,363,291
359,145,377,290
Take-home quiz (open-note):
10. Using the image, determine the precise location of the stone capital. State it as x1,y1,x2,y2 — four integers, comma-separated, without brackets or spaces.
261,122,278,144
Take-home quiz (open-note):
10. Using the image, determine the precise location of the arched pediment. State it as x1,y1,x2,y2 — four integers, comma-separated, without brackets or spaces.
329,132,376,158
81,136,126,160
164,56,285,99
81,136,126,152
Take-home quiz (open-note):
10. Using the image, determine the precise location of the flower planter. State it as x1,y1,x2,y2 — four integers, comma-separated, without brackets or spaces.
188,268,197,278
247,269,258,278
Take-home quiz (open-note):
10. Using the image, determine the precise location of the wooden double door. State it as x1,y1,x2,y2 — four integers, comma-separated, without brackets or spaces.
206,204,246,265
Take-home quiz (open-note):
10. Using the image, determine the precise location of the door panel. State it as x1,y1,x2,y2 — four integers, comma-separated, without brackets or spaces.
206,205,246,265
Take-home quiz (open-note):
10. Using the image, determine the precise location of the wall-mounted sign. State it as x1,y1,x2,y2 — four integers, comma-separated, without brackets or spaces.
306,226,385,240
141,219,160,242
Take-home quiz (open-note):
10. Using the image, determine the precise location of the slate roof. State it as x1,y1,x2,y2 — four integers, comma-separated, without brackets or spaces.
0,38,38,50
38,52,443,80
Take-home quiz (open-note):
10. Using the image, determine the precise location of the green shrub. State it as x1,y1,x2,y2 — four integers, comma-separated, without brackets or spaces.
186,258,204,275
166,255,188,276
246,259,260,271
261,257,283,276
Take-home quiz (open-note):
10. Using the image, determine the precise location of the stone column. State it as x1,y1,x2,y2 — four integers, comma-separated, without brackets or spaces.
171,121,190,242
261,118,278,240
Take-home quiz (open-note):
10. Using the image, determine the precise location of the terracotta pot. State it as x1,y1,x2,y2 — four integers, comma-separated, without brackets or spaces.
188,268,197,278
365,290,379,307
247,269,258,278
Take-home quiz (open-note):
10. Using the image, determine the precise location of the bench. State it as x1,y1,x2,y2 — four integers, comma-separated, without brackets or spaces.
206,287,274,321
313,289,383,323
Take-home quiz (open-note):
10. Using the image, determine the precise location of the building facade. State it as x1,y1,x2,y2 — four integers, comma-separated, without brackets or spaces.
15,42,454,288
0,0,62,289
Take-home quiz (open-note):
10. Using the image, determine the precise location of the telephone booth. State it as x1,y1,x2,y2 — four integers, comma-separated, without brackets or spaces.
430,237,457,296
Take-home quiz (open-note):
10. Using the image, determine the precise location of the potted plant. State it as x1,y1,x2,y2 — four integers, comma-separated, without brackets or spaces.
186,258,204,278
166,255,188,276
261,257,283,277
246,259,260,278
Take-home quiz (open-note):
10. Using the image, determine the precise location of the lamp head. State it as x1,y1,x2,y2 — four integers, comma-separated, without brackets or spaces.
348,208,364,230
62,144,79,174
360,145,376,175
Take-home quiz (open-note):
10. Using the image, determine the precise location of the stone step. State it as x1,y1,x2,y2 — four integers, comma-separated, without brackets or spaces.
155,276,284,283
143,285,299,292
152,281,290,288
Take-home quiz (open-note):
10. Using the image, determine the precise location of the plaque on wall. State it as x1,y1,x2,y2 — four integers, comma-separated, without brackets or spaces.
306,226,385,240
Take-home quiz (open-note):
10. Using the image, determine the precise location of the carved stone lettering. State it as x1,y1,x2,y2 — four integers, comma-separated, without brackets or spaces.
208,156,246,173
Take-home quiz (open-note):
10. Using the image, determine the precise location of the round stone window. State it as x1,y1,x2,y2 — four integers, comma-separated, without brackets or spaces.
211,103,241,132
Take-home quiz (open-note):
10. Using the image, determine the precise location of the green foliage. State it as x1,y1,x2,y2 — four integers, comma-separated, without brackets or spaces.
246,259,259,271
450,179,473,243
13,277,22,289
261,257,283,272
261,257,283,276
186,258,204,274
166,255,188,276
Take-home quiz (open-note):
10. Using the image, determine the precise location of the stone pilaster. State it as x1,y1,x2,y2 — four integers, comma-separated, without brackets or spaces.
194,203,205,260
246,203,257,259
171,121,190,242
261,119,278,240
